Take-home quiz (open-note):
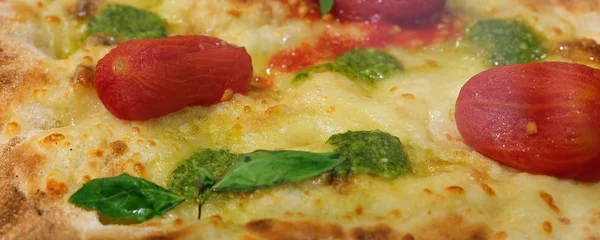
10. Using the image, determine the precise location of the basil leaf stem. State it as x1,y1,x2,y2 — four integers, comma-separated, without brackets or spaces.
167,149,238,200
68,173,185,222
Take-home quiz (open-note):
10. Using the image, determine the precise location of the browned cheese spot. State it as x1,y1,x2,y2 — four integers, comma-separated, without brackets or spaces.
559,217,571,224
351,224,401,240
72,65,94,86
89,149,103,158
208,215,222,227
401,93,416,100
132,127,141,134
445,186,465,195
245,219,344,240
327,106,336,113
492,231,507,240
542,221,553,234
108,140,128,157
480,183,496,196
423,188,433,195
44,15,61,24
226,9,242,17
172,218,184,227
552,27,563,36
4,122,20,135
354,205,364,215
391,209,402,218
46,179,68,196
32,89,46,100
539,191,560,214
133,162,145,177
82,175,91,182
40,133,65,146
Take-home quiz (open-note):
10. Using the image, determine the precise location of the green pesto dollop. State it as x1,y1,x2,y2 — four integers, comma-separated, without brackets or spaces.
86,4,167,43
326,130,411,179
294,48,403,85
467,19,546,66
167,149,238,200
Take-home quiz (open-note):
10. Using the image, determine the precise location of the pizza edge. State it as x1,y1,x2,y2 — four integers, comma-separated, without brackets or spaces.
1,0,600,239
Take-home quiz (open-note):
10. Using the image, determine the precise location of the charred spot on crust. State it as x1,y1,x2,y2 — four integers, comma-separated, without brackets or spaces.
351,224,399,240
410,213,492,240
245,219,345,240
0,187,26,228
246,219,274,232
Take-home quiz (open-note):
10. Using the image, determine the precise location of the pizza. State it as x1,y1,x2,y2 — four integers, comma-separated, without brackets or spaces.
0,0,599,239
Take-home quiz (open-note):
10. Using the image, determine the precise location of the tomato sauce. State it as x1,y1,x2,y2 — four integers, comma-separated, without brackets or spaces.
269,14,464,72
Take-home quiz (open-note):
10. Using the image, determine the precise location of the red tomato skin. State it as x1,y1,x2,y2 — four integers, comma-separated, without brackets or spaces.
330,0,446,23
455,62,600,181
95,36,253,121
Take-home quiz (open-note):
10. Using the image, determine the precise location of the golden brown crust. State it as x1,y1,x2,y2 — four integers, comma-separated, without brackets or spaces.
245,219,345,240
242,214,492,240
0,38,50,123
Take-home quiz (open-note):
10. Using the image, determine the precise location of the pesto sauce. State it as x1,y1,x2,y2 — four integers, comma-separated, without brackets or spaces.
167,149,238,200
294,48,403,85
86,4,167,42
467,19,546,66
327,130,411,179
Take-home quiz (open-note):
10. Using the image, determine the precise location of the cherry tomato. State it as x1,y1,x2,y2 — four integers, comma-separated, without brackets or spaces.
329,0,446,23
455,62,600,181
95,36,253,121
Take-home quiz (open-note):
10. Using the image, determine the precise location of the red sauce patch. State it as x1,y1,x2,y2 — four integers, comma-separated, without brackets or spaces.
269,13,464,72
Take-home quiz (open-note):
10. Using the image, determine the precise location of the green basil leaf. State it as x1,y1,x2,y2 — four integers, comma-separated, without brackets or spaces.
167,149,238,200
319,0,335,15
212,150,345,193
327,130,412,179
69,173,185,222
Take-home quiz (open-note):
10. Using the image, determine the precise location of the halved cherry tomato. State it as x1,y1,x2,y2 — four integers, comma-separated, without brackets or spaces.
95,36,253,121
330,0,446,24
455,62,600,181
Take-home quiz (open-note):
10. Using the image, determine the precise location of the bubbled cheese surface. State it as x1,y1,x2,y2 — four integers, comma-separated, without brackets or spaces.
1,0,599,239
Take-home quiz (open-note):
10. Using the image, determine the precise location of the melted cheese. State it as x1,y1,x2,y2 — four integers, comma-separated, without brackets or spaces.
1,0,600,239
